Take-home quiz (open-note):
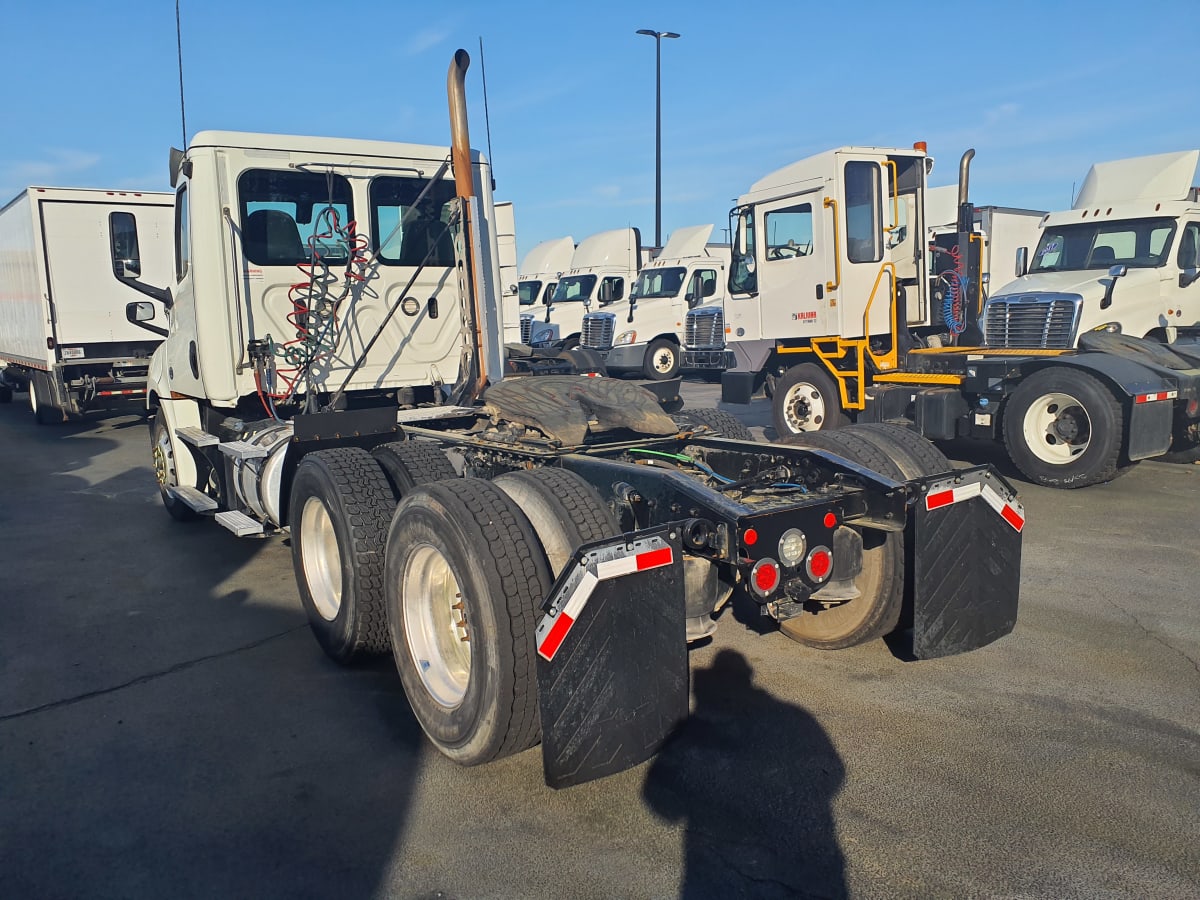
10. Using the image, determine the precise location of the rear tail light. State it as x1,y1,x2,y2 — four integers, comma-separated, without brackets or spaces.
806,547,833,582
749,559,781,597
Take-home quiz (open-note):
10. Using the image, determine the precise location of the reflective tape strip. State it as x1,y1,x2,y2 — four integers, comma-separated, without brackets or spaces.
537,546,674,662
96,389,146,397
925,479,1025,532
1135,391,1178,404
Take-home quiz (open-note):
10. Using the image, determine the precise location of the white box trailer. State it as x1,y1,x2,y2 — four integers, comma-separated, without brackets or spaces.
0,187,173,419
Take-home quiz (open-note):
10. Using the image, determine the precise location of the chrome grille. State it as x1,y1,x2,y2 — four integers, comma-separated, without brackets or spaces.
685,308,725,349
580,312,616,350
984,294,1081,349
519,313,533,345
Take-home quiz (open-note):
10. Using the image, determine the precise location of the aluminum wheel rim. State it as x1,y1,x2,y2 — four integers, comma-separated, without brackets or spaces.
783,381,826,432
28,382,37,414
403,542,470,709
651,346,676,375
152,427,174,490
1022,391,1090,464
300,496,342,621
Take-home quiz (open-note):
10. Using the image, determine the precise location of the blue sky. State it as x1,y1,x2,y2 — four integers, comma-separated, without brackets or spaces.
1,0,1196,260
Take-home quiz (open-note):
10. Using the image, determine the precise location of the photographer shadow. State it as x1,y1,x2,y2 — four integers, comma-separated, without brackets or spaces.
643,649,848,899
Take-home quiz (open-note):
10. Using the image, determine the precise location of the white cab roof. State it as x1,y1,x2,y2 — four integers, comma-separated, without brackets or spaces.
657,224,714,260
519,236,575,277
571,228,638,269
187,130,475,167
1073,150,1199,208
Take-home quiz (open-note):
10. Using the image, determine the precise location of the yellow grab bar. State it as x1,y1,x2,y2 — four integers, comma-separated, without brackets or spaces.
862,262,899,371
823,197,841,292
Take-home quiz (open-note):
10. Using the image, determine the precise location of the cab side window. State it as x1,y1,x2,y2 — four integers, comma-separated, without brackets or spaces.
1178,222,1200,270
175,186,190,281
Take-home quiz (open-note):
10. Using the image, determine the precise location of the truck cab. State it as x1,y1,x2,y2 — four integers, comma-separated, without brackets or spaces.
528,227,642,349
985,150,1200,348
580,224,729,380
515,235,574,344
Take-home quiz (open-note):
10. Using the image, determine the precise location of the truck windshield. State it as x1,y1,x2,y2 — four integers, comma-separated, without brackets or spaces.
1031,217,1177,272
518,280,542,305
371,177,459,267
632,267,686,299
551,274,596,303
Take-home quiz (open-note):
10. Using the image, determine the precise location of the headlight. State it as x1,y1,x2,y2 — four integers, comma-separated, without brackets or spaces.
1092,322,1122,334
532,329,555,344
777,528,807,567
616,331,637,345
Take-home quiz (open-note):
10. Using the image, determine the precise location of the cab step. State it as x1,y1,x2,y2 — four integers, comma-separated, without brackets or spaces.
176,426,218,447
218,440,268,460
168,485,218,513
215,510,264,536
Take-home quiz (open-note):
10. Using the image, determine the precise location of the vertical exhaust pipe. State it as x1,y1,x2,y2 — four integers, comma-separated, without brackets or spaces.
447,49,488,400
956,148,975,233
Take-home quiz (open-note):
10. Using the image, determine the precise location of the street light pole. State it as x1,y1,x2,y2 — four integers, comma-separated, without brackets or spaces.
636,29,679,249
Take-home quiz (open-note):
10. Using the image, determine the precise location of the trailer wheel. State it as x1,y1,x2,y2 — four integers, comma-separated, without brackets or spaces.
29,372,59,425
386,478,551,765
772,363,848,436
493,467,618,575
843,423,952,478
290,448,394,664
672,408,755,441
150,415,199,522
371,441,457,501
643,338,681,380
773,430,904,649
1003,368,1124,488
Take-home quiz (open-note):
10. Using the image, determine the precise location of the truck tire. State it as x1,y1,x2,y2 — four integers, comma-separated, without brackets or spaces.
672,407,755,441
844,423,952,479
773,430,904,649
386,478,551,765
493,467,618,575
1002,368,1124,488
772,363,848,436
371,441,457,501
290,448,394,664
150,415,199,522
643,338,681,380
29,372,59,425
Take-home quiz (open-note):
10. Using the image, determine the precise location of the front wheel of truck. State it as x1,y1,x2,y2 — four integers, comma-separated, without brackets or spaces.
151,415,198,522
386,478,552,766
772,363,848,436
290,448,395,664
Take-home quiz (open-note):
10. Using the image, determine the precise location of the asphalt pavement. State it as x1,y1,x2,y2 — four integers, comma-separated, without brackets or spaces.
0,383,1197,899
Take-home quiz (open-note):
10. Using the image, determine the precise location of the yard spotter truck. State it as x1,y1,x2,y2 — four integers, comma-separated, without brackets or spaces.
684,145,1200,488
577,223,730,381
0,187,173,419
123,51,1025,788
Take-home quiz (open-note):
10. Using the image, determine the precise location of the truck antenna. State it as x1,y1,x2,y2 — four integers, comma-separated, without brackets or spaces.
176,0,188,147
478,36,495,188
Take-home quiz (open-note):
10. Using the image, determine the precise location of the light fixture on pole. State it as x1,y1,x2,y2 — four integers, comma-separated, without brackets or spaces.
635,28,680,249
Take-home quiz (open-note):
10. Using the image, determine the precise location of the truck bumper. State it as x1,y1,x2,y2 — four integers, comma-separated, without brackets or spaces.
601,344,645,372
681,349,733,370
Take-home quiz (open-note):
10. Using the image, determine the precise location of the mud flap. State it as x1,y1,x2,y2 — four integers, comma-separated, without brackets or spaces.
911,467,1023,659
534,527,687,789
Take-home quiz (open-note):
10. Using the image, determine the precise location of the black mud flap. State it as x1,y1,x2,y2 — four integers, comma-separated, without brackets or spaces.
910,466,1024,659
534,527,687,789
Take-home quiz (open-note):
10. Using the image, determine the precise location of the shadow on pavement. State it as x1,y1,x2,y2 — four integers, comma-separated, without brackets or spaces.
643,649,847,899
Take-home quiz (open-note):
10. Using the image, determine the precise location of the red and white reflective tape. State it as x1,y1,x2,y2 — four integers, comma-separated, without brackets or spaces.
1135,390,1178,404
96,388,146,397
925,479,1025,532
536,543,674,662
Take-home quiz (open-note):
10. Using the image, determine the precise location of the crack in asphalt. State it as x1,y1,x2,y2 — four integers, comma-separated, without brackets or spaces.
0,625,308,723
1102,596,1200,678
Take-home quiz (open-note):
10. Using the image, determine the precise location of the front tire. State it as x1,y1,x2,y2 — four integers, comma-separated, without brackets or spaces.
772,363,848,436
386,479,551,765
290,448,395,664
642,338,681,381
1003,368,1124,488
150,415,199,522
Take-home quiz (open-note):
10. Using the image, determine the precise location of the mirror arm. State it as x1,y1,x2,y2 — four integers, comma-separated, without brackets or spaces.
118,274,173,307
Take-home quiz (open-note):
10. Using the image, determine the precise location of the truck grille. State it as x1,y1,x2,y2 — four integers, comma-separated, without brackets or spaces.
984,294,1081,349
581,312,616,350
519,313,534,345
685,308,725,349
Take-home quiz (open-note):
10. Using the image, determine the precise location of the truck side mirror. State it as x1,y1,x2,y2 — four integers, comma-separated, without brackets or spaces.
119,258,141,279
125,301,168,337
703,279,717,298
1015,247,1028,277
1180,268,1200,288
1100,264,1127,310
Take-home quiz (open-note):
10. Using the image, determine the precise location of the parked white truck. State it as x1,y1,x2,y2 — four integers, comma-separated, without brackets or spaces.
0,187,173,418
515,235,573,344
120,50,1027,788
578,224,729,379
527,227,643,348
984,149,1200,348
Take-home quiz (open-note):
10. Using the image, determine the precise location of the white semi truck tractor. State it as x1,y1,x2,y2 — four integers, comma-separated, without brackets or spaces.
123,51,1028,788
579,224,730,380
515,235,574,344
